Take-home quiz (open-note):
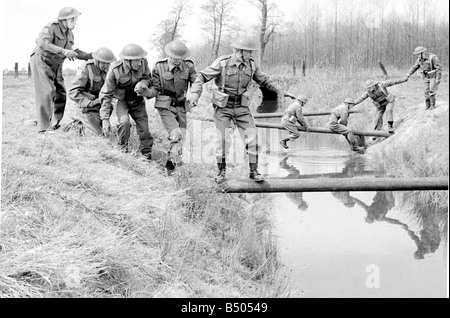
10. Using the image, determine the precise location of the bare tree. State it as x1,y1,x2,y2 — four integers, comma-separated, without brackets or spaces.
248,0,282,66
201,0,235,59
150,0,192,57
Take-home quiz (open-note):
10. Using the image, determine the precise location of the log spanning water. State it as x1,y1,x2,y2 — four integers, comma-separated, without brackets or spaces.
219,177,449,193
253,110,360,119
254,122,392,137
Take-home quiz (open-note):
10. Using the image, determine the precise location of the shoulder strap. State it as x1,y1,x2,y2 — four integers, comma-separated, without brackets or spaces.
86,63,94,91
157,62,165,95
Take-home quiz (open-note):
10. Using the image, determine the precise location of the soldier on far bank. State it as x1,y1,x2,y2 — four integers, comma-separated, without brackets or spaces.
99,44,154,161
189,35,287,183
144,40,197,175
327,98,366,154
353,76,408,135
279,95,311,149
406,46,443,110
30,7,93,133
68,48,116,136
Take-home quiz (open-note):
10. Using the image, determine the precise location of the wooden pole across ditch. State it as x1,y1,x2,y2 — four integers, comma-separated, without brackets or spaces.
253,110,360,119
219,177,449,193
255,122,392,137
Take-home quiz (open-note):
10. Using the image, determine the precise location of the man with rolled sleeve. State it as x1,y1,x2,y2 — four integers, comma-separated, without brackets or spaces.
146,40,197,174
30,7,93,133
99,44,153,160
189,35,286,183
68,48,116,136
406,46,443,110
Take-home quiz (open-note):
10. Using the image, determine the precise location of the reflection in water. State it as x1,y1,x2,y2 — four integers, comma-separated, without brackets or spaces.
278,157,309,211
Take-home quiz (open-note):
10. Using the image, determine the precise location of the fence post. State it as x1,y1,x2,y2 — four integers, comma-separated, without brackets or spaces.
302,60,306,77
14,62,18,79
378,60,389,79
28,62,32,78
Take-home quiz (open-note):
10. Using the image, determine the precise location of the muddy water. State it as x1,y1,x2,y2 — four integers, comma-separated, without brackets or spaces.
262,132,448,298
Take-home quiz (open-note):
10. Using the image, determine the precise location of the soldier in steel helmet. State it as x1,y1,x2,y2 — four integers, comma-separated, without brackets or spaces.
327,98,366,154
279,95,312,149
406,46,443,110
141,40,197,175
189,35,287,183
353,75,409,134
30,7,93,133
99,44,154,161
68,48,116,136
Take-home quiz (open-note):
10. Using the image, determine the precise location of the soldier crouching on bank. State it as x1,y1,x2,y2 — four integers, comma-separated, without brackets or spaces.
68,48,116,136
99,44,154,161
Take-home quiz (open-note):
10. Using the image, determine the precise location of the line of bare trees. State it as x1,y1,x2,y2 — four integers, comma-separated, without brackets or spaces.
149,0,449,71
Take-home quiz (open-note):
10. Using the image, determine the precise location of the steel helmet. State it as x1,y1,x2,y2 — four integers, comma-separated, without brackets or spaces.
231,36,258,51
93,47,116,63
57,7,81,20
165,40,190,59
413,46,427,55
344,97,356,105
119,44,147,60
364,79,377,89
297,95,308,103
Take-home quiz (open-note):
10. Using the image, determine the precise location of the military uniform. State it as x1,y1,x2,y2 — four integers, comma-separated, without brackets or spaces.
407,53,442,109
353,77,407,131
68,60,106,135
99,59,153,157
30,20,92,132
191,54,282,166
327,103,365,153
280,100,310,142
150,57,197,165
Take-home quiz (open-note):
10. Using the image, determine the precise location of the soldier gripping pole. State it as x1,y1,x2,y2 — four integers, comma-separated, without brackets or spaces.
254,122,392,137
219,177,449,193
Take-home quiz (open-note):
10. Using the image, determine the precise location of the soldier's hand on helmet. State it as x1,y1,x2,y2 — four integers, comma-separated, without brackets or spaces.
62,49,78,61
188,93,200,108
102,119,111,137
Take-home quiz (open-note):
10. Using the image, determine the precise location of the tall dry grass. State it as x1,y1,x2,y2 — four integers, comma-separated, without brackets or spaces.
1,76,287,298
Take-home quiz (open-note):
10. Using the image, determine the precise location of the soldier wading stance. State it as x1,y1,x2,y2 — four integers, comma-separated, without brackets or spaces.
30,7,93,133
145,40,197,175
279,95,311,149
99,44,153,161
189,36,287,183
68,48,116,136
406,46,443,110
353,76,408,135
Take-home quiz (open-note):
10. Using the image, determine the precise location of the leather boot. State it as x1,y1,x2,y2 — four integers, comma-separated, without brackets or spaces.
249,163,265,182
165,159,176,176
429,95,436,110
388,121,394,133
425,99,431,110
214,163,226,184
279,138,289,149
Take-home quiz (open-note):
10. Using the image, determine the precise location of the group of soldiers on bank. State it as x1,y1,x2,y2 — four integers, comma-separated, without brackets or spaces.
30,7,443,183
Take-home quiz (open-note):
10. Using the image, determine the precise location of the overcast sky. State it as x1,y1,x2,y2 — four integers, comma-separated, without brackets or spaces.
1,0,449,71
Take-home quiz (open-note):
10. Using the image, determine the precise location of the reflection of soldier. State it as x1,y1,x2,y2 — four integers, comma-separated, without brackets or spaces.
406,46,443,110
331,192,356,208
279,157,308,211
68,48,116,136
354,191,442,260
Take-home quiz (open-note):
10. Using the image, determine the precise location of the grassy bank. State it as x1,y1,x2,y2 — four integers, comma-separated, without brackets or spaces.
1,76,286,298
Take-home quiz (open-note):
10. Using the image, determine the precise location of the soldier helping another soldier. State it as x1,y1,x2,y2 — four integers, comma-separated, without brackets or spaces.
189,35,287,183
30,7,93,133
99,44,154,161
68,48,116,136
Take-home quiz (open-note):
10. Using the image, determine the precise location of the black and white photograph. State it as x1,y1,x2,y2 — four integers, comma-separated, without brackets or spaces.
1,0,448,300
